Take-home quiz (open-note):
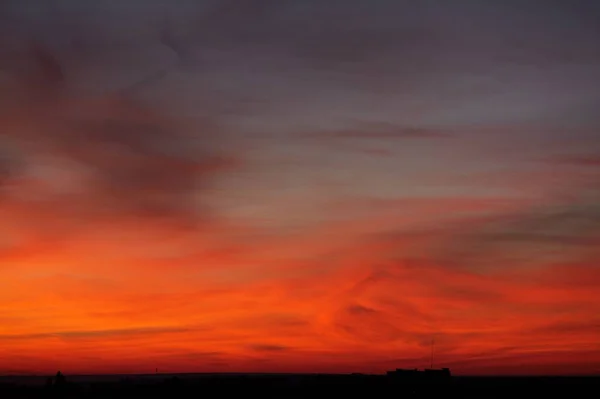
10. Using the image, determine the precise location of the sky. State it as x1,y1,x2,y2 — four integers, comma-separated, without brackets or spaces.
0,0,599,376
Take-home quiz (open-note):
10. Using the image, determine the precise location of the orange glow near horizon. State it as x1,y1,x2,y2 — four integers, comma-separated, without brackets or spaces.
1,199,600,376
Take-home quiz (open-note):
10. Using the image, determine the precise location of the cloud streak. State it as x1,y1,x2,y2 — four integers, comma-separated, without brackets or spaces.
0,326,193,341
305,123,452,140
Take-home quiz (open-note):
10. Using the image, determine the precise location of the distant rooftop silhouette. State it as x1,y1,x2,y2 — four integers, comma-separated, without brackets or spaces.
386,367,452,382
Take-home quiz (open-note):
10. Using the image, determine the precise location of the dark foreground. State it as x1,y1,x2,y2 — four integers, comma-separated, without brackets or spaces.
1,373,599,398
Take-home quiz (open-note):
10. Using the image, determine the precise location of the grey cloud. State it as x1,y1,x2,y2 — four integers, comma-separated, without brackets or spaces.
0,36,236,225
209,1,600,74
305,123,452,141
0,147,14,185
548,155,600,168
411,189,600,270
5,0,600,132
6,1,600,72
2,0,600,227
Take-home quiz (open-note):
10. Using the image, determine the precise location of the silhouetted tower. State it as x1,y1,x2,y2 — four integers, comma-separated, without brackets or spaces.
54,371,66,386
430,338,434,369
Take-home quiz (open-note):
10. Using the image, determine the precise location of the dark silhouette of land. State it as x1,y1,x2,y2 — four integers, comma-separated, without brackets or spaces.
1,368,600,398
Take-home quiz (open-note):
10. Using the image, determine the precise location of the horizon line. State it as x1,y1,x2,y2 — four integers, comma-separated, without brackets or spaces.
2,371,599,378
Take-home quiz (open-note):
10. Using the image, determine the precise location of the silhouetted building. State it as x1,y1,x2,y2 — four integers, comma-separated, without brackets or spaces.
423,368,451,379
386,368,420,378
46,371,67,387
386,368,451,382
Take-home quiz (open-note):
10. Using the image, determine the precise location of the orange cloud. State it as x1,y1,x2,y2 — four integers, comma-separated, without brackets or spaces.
2,152,600,375
1,207,599,375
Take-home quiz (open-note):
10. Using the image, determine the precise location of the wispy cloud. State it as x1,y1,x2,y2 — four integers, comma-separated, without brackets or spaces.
419,188,600,270
248,344,291,352
0,326,193,341
305,123,452,140
0,38,237,228
547,154,600,167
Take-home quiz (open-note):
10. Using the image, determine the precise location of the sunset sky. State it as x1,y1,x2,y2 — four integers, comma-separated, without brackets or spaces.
1,0,599,376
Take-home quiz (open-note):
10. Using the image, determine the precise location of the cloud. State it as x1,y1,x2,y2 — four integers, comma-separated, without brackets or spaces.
0,37,237,227
346,304,377,315
0,144,16,185
334,303,405,344
321,256,600,364
248,344,290,352
532,320,600,336
0,326,192,341
371,188,600,271
305,123,452,140
359,148,394,157
549,154,600,167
